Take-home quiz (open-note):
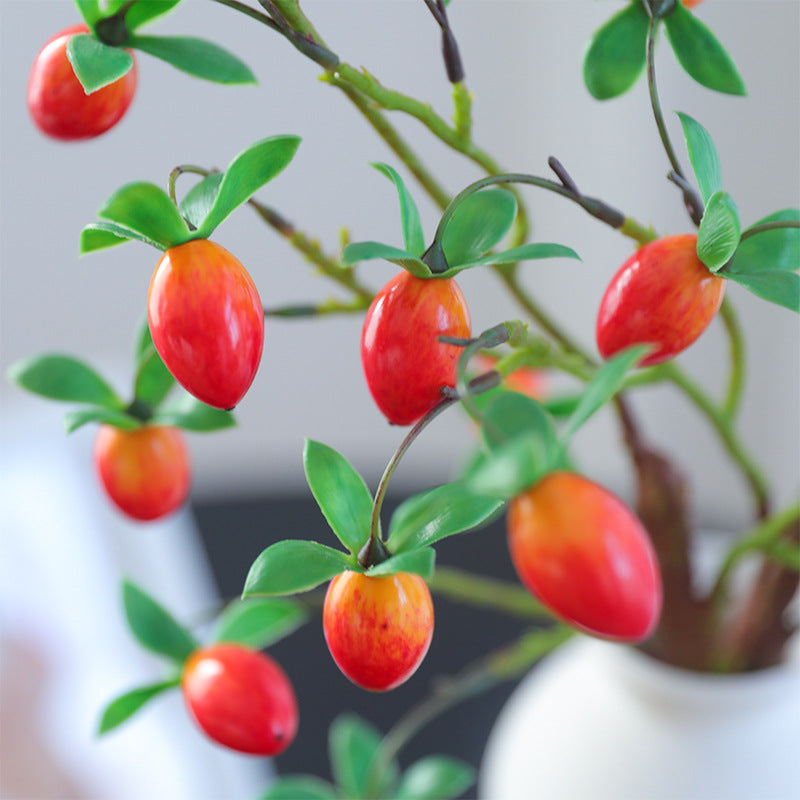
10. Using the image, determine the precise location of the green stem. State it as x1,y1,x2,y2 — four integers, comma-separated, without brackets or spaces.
738,219,800,243
719,297,745,418
207,0,281,32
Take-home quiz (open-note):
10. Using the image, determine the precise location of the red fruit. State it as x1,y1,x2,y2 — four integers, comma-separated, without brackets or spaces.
182,644,298,756
147,239,264,410
361,271,471,425
507,471,662,642
93,424,190,521
596,234,725,367
682,0,704,8
323,570,434,691
27,24,137,141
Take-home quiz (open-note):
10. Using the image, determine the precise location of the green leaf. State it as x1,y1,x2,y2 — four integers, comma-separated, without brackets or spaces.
725,271,800,313
124,0,183,31
129,35,256,85
260,777,339,800
372,163,425,257
564,345,650,441
133,347,175,408
396,757,476,800
214,598,308,650
80,221,164,253
7,354,122,408
664,3,746,96
439,242,579,277
480,392,558,454
342,241,432,278
196,135,301,238
179,173,223,230
697,190,741,272
463,433,549,500
66,33,133,93
64,407,140,434
74,0,102,29
97,182,190,251
582,2,649,100
387,483,504,553
122,580,199,664
441,189,517,267
728,210,800,274
677,111,722,205
243,541,355,597
97,679,179,735
151,392,236,432
134,317,155,363
330,715,398,800
303,440,374,555
367,547,436,580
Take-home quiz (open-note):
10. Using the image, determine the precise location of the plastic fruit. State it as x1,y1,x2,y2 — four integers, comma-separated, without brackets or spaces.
323,570,434,691
93,424,191,521
361,271,471,425
147,239,265,410
181,643,298,756
507,471,662,642
595,233,725,367
27,24,137,141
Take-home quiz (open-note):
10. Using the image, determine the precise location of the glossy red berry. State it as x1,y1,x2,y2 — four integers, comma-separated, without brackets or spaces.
181,644,298,756
27,24,137,141
93,424,190,521
323,570,434,691
361,271,471,425
507,471,662,642
596,234,725,367
147,239,265,410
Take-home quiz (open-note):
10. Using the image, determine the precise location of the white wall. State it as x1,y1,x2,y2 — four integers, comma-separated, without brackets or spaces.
2,1,798,526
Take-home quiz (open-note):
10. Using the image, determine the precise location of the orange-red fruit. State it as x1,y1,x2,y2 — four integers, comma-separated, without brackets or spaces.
27,24,137,140
507,472,662,642
147,239,265,410
682,0,704,9
361,271,471,425
182,644,298,756
323,571,434,691
93,424,190,521
596,234,725,367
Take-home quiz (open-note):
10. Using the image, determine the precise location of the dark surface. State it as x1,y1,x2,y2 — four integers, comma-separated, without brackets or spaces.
191,492,541,796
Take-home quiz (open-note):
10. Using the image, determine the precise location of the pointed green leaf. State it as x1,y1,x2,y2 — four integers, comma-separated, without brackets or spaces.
134,317,154,363
697,190,741,272
66,33,133,93
439,242,579,277
441,189,517,267
196,136,301,237
151,392,235,432
260,777,338,800
480,392,559,455
396,756,476,800
74,0,102,28
97,182,190,251
134,347,175,408
677,111,722,205
583,2,649,100
564,345,650,441
726,271,799,313
464,433,552,500
64,407,140,434
387,483,504,553
7,354,122,408
97,678,180,735
303,440,374,555
664,3,746,95
342,241,432,278
372,163,425,257
214,598,308,650
243,541,355,597
124,0,183,31
80,221,164,253
330,715,398,800
122,580,199,664
729,210,800,274
367,547,436,580
179,173,223,230
129,35,256,85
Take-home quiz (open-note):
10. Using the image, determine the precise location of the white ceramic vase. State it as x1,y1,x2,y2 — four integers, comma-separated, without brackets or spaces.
480,633,800,800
